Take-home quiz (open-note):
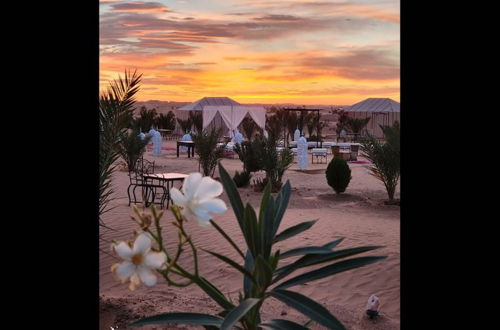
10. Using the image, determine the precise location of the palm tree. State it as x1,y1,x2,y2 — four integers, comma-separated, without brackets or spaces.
360,122,400,202
265,113,282,141
99,69,142,226
240,116,259,140
155,111,176,130
347,117,371,142
117,128,152,172
284,111,298,147
189,111,203,134
177,117,192,134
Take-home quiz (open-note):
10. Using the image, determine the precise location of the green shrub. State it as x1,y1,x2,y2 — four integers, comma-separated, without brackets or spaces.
117,129,152,171
155,111,176,130
133,106,158,132
233,170,252,187
360,122,400,201
326,158,352,194
234,138,265,174
191,127,225,177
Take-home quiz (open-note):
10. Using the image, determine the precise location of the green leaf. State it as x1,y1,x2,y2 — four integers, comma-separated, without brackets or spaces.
245,203,259,257
259,179,273,223
243,250,254,296
269,289,345,330
273,245,381,283
131,312,223,327
260,318,310,330
219,163,246,233
254,255,273,288
221,298,261,330
274,220,318,243
275,256,387,290
203,249,258,285
195,276,234,310
322,237,344,250
272,180,291,236
279,246,333,259
262,196,275,258
210,219,245,260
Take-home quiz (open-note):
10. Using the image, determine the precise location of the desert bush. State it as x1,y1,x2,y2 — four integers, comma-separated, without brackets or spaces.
191,127,226,177
177,117,193,134
346,117,371,142
326,158,352,194
189,111,203,134
233,170,252,187
258,135,293,192
117,129,152,171
361,122,400,201
234,137,265,174
155,111,176,130
240,116,261,140
133,106,158,132
335,110,349,139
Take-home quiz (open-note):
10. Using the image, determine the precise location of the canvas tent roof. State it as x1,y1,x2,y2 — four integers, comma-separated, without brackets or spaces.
177,97,240,111
344,98,400,113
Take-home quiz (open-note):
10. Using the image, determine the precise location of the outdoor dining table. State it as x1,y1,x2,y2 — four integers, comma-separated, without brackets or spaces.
142,172,189,209
177,141,195,158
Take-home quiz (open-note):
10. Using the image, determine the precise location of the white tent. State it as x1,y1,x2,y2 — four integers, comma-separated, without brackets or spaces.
177,97,266,135
344,98,400,138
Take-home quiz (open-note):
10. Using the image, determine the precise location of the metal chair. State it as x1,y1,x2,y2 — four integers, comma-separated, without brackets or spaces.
127,158,169,208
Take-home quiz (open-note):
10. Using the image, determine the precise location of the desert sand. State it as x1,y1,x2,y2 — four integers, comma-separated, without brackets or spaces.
99,140,400,330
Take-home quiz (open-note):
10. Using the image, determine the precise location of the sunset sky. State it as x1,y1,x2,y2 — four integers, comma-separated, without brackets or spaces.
100,0,399,105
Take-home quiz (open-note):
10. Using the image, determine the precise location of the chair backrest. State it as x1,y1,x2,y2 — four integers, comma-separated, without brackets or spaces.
129,158,155,184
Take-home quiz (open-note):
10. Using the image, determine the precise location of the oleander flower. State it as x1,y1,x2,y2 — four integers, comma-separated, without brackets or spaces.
170,172,227,226
111,232,166,291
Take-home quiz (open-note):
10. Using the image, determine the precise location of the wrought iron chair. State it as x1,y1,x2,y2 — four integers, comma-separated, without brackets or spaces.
127,158,168,208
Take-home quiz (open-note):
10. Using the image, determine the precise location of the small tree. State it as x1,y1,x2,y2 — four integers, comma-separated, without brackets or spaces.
258,135,293,192
177,117,192,134
335,110,349,141
266,113,284,141
346,117,371,142
240,116,261,140
133,106,158,132
99,69,142,225
326,158,352,194
155,111,176,130
191,127,226,177
189,111,203,134
117,129,152,171
361,122,400,202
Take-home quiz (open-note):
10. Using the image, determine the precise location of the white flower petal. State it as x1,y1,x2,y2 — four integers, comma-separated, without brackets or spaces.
198,198,227,214
170,188,187,206
182,173,203,199
116,262,135,280
138,267,157,287
133,233,151,255
114,242,133,260
129,273,141,291
144,252,166,269
195,217,212,227
194,177,223,199
192,207,212,220
181,207,194,221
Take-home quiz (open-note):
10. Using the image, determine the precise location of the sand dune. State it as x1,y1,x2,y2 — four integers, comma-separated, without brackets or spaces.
100,140,400,329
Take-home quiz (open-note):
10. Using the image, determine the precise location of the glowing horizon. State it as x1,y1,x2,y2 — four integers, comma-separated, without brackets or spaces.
100,0,399,105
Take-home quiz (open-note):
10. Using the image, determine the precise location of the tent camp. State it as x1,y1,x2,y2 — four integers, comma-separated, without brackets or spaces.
176,97,266,136
343,98,400,139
